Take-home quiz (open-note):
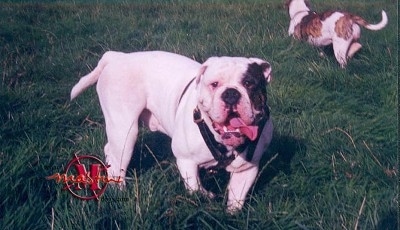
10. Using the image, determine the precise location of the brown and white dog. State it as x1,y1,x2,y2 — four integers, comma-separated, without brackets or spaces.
286,0,388,68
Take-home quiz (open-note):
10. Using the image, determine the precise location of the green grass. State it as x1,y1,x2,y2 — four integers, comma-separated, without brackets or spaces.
0,0,397,229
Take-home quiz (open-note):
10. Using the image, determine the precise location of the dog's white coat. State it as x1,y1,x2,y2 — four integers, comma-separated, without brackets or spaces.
71,51,273,212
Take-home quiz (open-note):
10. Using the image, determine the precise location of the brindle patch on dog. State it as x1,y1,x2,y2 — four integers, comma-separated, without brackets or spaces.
294,11,335,40
335,14,354,40
350,14,369,28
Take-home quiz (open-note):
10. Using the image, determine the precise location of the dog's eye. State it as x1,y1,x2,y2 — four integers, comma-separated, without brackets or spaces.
210,82,219,89
243,80,254,89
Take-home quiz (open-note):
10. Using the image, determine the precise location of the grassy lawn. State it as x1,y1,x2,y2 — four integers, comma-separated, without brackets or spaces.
0,0,397,229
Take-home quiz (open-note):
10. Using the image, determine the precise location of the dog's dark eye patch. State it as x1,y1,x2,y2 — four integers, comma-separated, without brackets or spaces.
243,79,255,89
242,63,267,87
242,62,268,114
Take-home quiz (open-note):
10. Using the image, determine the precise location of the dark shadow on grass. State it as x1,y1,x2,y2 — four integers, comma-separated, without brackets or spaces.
376,209,399,230
199,133,306,199
321,45,335,57
125,130,306,202
127,131,173,175
253,133,306,192
126,131,229,198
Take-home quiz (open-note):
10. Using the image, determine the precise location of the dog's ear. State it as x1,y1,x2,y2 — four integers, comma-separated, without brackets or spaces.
249,58,272,83
195,57,218,85
195,65,207,85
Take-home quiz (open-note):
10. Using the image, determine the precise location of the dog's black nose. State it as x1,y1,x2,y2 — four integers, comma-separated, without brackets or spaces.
221,88,241,106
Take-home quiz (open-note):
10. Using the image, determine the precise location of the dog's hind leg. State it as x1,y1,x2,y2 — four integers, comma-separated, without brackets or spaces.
347,42,362,59
102,105,143,185
96,74,146,185
103,120,139,184
347,25,362,59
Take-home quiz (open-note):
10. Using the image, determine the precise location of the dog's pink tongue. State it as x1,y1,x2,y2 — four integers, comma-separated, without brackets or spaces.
229,118,258,141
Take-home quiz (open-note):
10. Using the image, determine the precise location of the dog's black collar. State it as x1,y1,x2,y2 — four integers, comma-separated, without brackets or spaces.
179,78,235,168
178,77,196,104
193,107,234,169
193,106,269,169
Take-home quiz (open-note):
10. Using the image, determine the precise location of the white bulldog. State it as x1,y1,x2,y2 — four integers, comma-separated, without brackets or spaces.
286,0,388,68
70,51,273,212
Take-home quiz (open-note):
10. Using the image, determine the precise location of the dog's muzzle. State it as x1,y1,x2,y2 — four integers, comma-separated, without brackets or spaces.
212,114,258,144
221,88,241,108
211,88,258,147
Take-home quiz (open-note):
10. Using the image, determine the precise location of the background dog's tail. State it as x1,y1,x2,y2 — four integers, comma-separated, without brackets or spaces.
70,52,111,100
353,10,388,31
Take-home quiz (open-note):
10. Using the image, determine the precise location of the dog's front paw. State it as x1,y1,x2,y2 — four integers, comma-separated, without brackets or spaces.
199,187,216,199
226,199,245,214
187,186,216,200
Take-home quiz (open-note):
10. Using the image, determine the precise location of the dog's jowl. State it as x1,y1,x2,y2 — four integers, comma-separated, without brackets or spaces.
71,51,273,212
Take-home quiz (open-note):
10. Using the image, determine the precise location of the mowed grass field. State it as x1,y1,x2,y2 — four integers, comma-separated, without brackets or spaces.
0,0,397,229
